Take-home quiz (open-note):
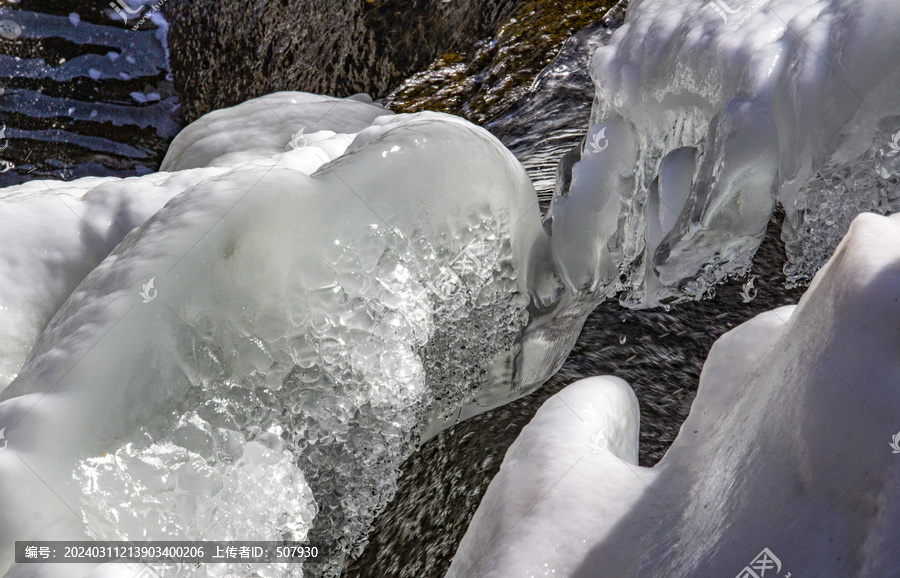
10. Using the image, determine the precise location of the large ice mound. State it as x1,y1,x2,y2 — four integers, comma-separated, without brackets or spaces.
0,93,579,577
546,0,900,307
0,93,388,394
450,211,900,576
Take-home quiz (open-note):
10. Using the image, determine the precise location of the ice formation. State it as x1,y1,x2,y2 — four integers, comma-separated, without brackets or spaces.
449,211,900,576
0,171,217,390
0,93,579,577
0,93,385,394
546,0,900,307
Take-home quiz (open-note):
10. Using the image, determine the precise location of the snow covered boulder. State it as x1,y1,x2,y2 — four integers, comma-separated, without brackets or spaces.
159,91,389,171
450,211,900,576
0,170,220,390
0,93,388,394
547,0,900,307
0,92,578,576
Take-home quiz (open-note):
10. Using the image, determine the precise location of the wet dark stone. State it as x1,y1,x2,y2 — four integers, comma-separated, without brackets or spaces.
162,0,526,123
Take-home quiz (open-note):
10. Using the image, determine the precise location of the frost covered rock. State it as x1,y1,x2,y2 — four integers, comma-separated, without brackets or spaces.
0,93,382,394
450,211,900,576
159,92,388,171
0,92,579,577
547,0,900,307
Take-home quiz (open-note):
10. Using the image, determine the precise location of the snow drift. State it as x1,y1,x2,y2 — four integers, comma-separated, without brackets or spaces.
449,211,900,577
0,93,388,393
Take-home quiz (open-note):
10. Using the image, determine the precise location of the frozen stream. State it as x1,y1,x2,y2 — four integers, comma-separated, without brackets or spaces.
3,0,899,576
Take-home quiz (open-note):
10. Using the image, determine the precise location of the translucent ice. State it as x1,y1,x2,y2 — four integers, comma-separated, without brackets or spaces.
0,93,576,577
450,212,900,576
547,0,900,307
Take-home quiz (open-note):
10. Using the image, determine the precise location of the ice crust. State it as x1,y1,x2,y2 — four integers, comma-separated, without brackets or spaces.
0,169,225,390
0,93,573,577
159,92,388,172
0,93,386,394
546,0,900,307
449,212,900,576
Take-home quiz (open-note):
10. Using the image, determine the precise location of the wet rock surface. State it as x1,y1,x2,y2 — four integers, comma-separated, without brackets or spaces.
162,0,525,123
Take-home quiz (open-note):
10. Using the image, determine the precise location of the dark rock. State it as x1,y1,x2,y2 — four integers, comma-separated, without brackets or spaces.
162,0,524,123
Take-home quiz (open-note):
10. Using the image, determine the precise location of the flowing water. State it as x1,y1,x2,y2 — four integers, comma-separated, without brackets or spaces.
381,0,622,202
342,3,808,575
0,0,180,187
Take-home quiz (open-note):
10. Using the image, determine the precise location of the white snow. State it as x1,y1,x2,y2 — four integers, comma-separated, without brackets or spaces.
449,211,900,577
0,92,559,576
159,92,389,172
0,170,224,390
546,0,900,307
0,94,384,394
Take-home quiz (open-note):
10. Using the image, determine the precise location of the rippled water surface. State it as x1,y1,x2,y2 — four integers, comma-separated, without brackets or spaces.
0,0,180,187
381,0,622,201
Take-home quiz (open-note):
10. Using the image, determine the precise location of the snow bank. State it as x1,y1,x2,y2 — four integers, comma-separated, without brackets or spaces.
159,92,388,172
546,0,900,307
0,170,222,390
0,92,571,577
450,211,900,576
0,94,380,394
